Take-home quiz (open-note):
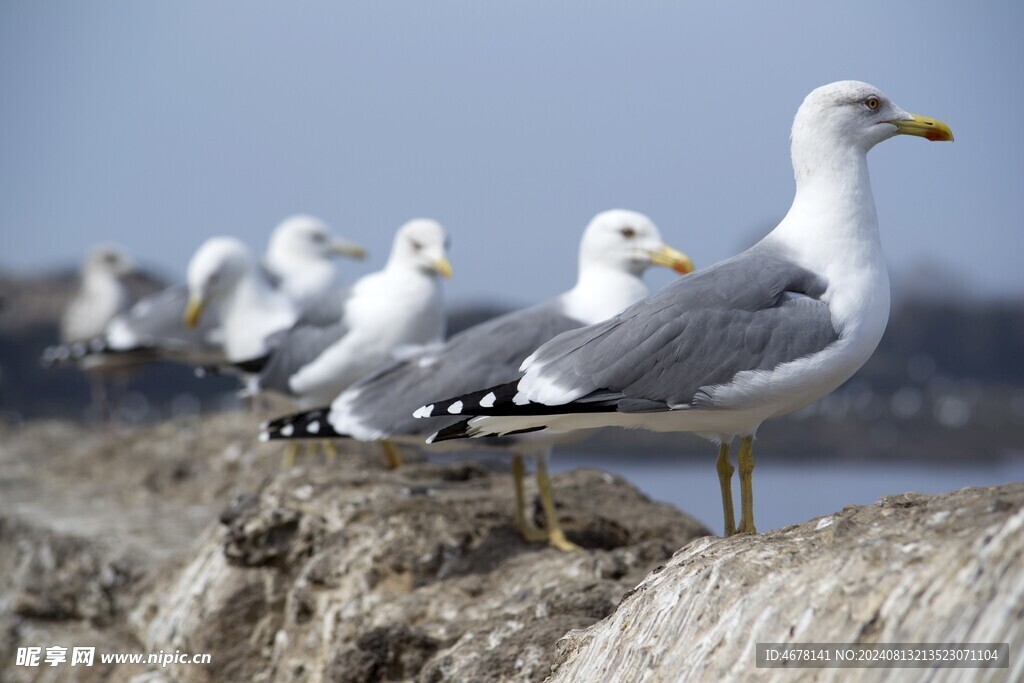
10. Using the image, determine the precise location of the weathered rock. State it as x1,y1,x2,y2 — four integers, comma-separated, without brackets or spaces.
549,483,1024,683
134,459,707,682
0,416,708,682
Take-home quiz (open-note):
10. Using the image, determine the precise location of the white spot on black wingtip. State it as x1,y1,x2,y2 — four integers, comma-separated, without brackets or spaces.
447,400,463,415
307,420,320,435
280,424,295,437
258,431,270,442
413,404,434,419
480,392,496,408
425,431,438,444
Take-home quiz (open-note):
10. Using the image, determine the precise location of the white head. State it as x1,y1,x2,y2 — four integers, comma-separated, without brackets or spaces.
578,209,693,277
266,215,366,267
184,237,254,327
387,219,453,279
791,80,953,181
83,245,134,278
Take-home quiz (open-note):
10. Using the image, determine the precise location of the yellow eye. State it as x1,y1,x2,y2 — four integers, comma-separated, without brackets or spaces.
865,97,880,110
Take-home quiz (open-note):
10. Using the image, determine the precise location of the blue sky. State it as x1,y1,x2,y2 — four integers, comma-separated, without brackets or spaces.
2,1,1022,308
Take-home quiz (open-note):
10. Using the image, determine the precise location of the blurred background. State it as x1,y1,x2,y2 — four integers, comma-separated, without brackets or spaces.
2,1,1022,533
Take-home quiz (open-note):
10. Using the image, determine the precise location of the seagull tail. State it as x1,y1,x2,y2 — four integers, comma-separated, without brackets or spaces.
40,337,152,368
260,407,346,442
427,417,548,444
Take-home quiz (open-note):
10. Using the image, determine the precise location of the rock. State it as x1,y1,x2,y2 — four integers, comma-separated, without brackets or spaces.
549,483,1024,683
0,415,708,682
5,414,1019,682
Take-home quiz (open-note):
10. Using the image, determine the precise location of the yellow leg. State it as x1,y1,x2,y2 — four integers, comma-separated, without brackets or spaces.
380,441,403,470
737,435,757,534
716,442,737,537
535,458,581,552
511,454,547,542
320,440,337,462
281,442,299,469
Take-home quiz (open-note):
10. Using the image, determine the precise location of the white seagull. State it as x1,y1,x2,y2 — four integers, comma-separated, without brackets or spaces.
259,210,693,549
243,219,452,413
44,215,365,368
418,81,953,537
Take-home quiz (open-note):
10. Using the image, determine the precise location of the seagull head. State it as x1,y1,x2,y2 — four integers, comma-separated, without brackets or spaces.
579,209,694,277
85,245,135,278
267,214,366,265
184,236,252,328
792,81,953,170
389,218,453,280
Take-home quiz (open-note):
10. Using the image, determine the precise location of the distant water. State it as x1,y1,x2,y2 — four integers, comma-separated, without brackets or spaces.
548,452,1024,536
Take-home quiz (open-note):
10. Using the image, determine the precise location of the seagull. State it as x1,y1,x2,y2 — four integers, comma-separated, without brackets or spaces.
263,214,366,309
55,245,137,418
417,81,953,537
243,219,452,416
259,210,693,549
42,215,365,369
183,236,300,362
60,245,136,350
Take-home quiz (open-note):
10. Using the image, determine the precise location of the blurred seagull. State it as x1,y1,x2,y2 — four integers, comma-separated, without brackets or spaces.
243,219,452,436
55,245,138,419
261,210,693,549
416,81,953,537
43,215,365,369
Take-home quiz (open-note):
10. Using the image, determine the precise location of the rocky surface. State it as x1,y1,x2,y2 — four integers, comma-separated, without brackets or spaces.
550,483,1024,683
2,413,1021,682
0,414,707,682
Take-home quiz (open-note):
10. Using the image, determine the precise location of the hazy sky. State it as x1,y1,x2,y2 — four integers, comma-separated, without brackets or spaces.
2,2,1022,308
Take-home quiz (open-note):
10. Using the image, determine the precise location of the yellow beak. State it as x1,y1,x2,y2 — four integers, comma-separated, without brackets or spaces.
183,297,205,328
433,257,453,280
889,113,954,142
649,244,695,275
330,240,367,260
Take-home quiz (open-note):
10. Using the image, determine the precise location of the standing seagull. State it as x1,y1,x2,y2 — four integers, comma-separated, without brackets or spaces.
419,81,953,537
43,215,365,368
57,246,137,419
244,219,452,411
184,237,300,362
260,210,693,549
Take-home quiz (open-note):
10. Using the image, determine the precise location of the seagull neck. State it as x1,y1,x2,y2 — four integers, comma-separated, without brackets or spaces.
226,268,282,317
774,144,882,259
83,267,121,297
563,265,648,324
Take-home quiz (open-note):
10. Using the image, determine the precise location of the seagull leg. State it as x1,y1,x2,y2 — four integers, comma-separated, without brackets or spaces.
282,442,299,469
511,454,547,542
736,435,757,534
716,442,737,537
321,440,337,462
380,440,403,470
535,456,581,552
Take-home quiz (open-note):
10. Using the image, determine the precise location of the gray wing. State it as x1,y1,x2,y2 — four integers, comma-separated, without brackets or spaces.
109,284,223,356
290,285,352,326
521,242,839,410
255,317,351,396
339,300,583,436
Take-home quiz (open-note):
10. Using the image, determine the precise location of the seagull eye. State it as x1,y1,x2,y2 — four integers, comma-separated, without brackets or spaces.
864,97,880,111
409,239,423,252
620,227,637,239
311,233,326,244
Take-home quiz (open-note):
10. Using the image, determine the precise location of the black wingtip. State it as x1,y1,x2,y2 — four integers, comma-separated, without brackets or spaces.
428,419,474,443
232,354,271,374
261,407,346,441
